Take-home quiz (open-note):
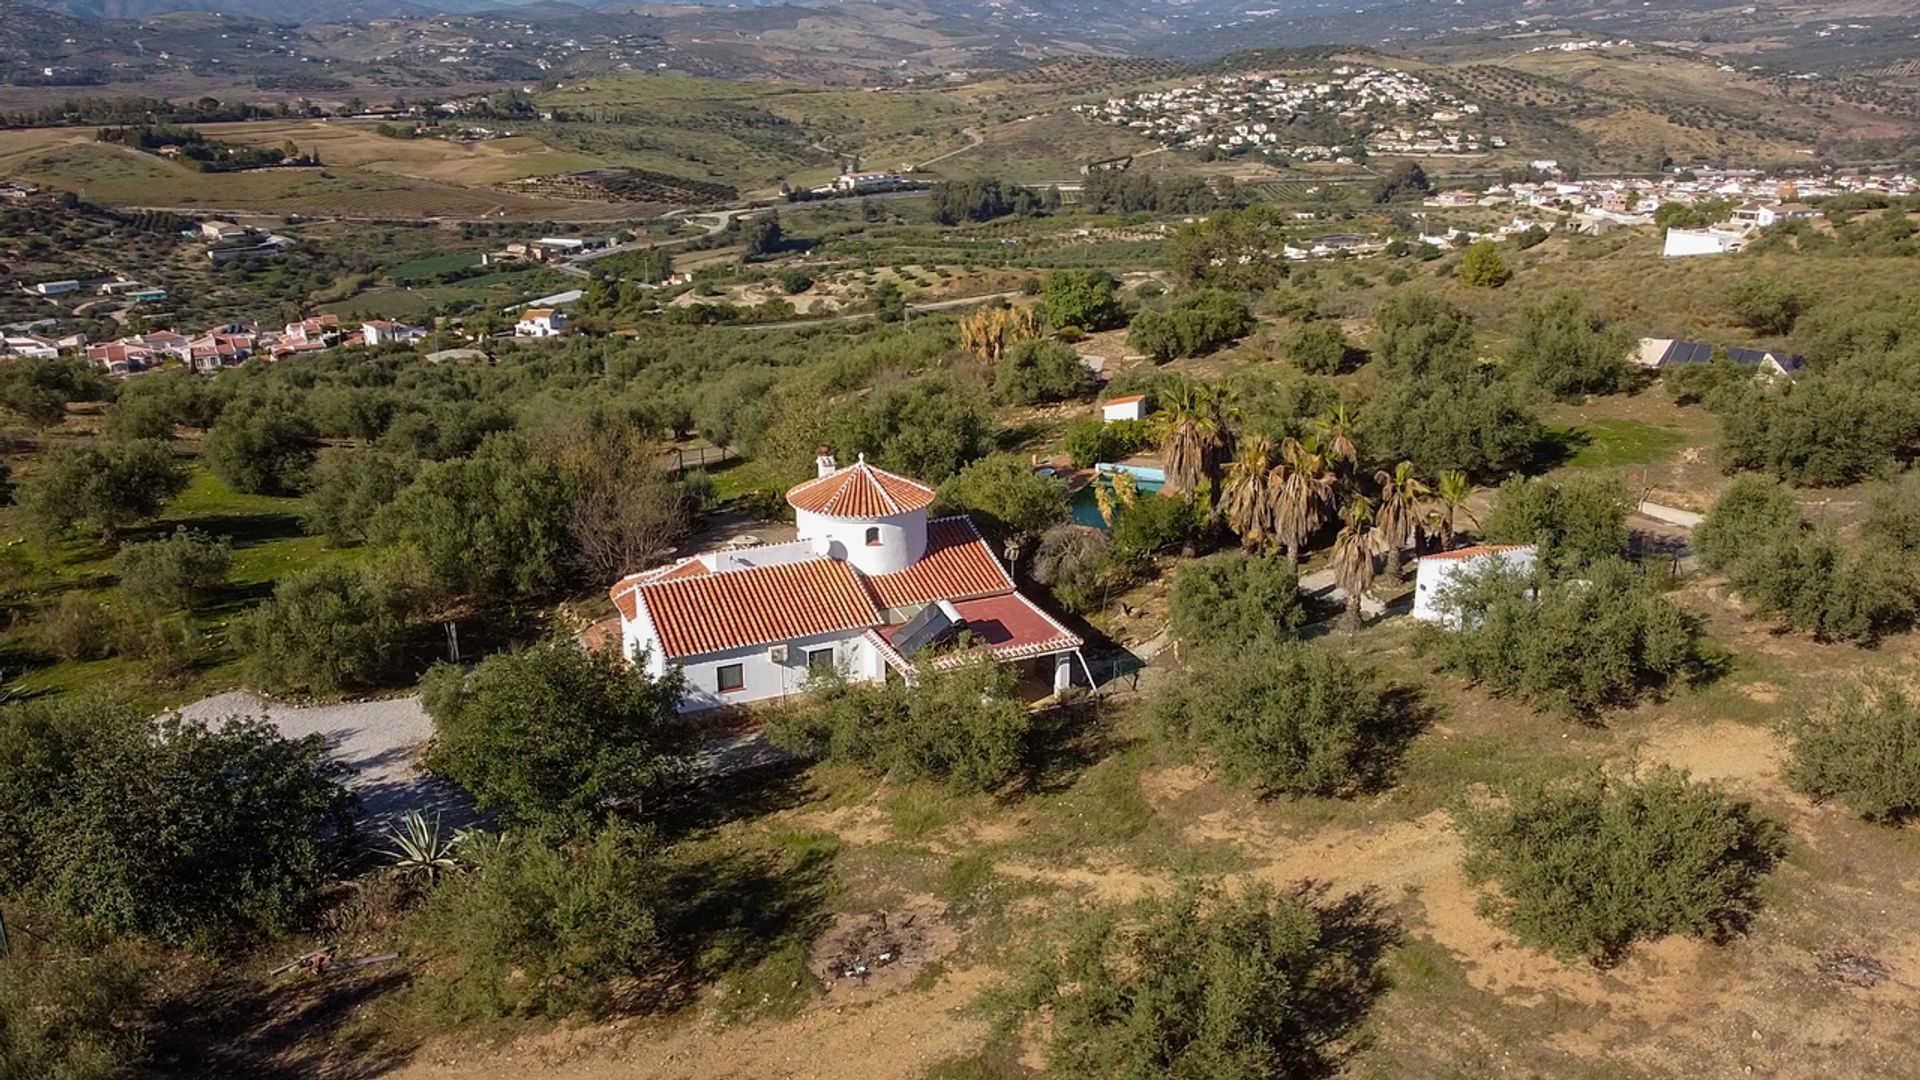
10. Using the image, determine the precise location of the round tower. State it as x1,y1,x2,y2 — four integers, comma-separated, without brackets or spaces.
785,455,935,576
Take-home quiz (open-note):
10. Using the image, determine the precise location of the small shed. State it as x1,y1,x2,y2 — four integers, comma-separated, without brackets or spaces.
1101,394,1149,424
1412,544,1537,627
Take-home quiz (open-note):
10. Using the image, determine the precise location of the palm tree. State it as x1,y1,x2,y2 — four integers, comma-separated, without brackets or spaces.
1313,405,1360,483
1331,495,1380,634
1271,436,1336,569
1373,461,1429,584
1429,470,1481,551
1221,435,1277,552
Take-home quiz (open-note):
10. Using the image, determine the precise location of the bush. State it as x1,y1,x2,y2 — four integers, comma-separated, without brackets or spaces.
370,433,573,599
113,526,231,611
406,823,667,1021
229,563,415,695
15,438,187,543
1456,239,1511,288
1360,373,1542,478
994,339,1097,405
1422,558,1701,717
422,640,693,830
765,662,1031,794
303,448,414,547
203,402,317,495
1458,768,1786,964
934,455,1068,547
1694,475,1802,571
1108,492,1202,570
1508,291,1634,400
1727,529,1915,644
1864,472,1920,554
0,692,357,949
1287,321,1349,375
1030,523,1111,613
1662,355,1749,406
1155,642,1415,796
994,881,1395,1078
1787,674,1920,822
1168,553,1305,651
821,374,992,485
1059,418,1153,469
1041,270,1124,332
1369,290,1476,379
1482,474,1631,571
37,592,109,661
1726,277,1804,336
1126,289,1254,362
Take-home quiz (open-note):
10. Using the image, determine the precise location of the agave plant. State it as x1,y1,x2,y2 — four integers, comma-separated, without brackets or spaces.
380,810,463,884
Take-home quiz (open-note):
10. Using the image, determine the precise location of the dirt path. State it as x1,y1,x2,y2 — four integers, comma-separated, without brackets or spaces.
383,968,992,1080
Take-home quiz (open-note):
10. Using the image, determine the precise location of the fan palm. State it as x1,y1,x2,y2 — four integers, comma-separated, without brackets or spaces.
1373,461,1429,583
1154,379,1234,500
1271,436,1336,569
1312,405,1360,482
1429,469,1481,551
1331,494,1380,634
1221,435,1278,552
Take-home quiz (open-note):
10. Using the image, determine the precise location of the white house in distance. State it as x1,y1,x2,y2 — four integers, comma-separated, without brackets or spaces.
609,455,1088,712
1101,394,1150,423
514,308,567,337
362,320,427,347
1663,226,1749,258
1412,544,1537,627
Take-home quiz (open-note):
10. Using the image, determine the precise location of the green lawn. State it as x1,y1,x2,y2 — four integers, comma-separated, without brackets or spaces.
1,466,368,704
1548,418,1689,470
387,252,482,283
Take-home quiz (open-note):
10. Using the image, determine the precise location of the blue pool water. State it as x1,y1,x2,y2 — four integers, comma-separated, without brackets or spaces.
1069,465,1168,529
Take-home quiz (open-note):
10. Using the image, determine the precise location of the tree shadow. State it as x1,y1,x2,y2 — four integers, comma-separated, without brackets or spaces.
144,966,415,1080
135,511,307,549
654,760,818,839
1528,426,1591,473
1277,881,1403,1078
1022,696,1126,796
1347,684,1438,796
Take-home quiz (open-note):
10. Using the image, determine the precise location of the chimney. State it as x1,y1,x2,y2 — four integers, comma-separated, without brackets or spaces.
815,446,837,478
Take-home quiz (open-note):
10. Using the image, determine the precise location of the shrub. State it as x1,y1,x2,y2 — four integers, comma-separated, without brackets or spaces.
994,339,1097,405
203,402,317,495
1286,321,1349,375
994,881,1395,1078
1694,475,1802,571
15,438,187,543
370,433,573,599
1726,277,1804,336
765,662,1031,794
1508,291,1634,400
1864,472,1920,554
1422,558,1701,717
422,640,694,830
1458,768,1786,963
1360,373,1543,478
1663,354,1749,406
1041,270,1124,332
1030,523,1111,613
821,374,992,484
1482,474,1631,571
0,692,357,949
934,455,1069,547
37,592,109,661
1456,239,1511,288
1369,290,1476,379
229,563,415,695
303,448,414,546
113,526,231,611
1155,643,1416,796
1168,553,1305,651
406,823,666,1021
1126,289,1254,362
1727,530,1915,644
0,937,150,1080
1059,418,1153,469
1108,492,1202,570
1786,674,1920,822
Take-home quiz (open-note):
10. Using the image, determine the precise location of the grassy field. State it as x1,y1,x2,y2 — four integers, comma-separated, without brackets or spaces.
0,462,366,706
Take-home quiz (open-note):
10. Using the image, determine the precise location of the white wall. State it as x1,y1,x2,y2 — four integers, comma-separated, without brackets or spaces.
1412,548,1537,627
670,629,883,713
1663,228,1739,258
794,507,928,576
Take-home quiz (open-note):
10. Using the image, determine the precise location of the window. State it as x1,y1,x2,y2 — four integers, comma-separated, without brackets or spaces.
807,647,835,673
865,526,882,546
717,664,745,693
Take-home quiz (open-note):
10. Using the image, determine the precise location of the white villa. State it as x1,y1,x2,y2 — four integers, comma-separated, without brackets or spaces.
609,455,1088,712
1412,544,1537,627
515,308,567,337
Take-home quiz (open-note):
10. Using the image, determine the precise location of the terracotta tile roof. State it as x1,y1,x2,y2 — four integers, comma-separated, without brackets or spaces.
636,558,880,659
1104,394,1147,406
609,558,711,619
1419,544,1530,563
786,459,936,518
867,516,1014,608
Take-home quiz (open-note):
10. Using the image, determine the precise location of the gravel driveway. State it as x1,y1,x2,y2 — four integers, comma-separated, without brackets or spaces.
177,691,477,829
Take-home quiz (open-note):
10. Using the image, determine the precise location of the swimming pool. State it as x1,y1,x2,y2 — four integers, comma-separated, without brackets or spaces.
1069,464,1167,529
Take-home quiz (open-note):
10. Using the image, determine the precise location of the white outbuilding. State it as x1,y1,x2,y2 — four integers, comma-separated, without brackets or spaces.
1101,394,1149,423
1412,544,1538,627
